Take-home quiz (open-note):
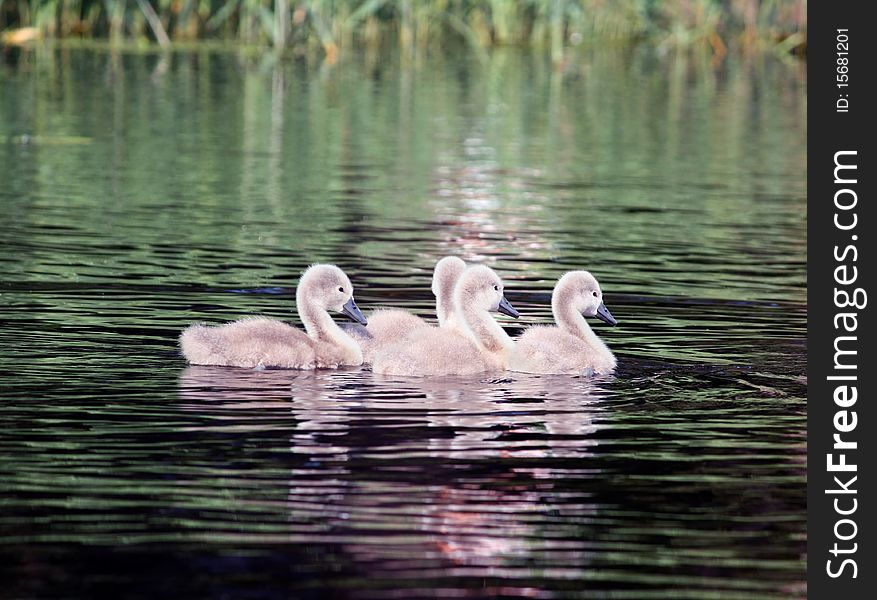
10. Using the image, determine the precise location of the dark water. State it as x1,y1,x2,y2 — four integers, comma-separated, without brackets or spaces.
1,46,806,598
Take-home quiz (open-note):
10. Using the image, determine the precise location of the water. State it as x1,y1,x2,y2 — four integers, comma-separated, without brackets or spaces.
1,46,806,598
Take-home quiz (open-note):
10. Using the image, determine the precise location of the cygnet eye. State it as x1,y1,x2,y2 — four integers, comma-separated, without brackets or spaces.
493,285,499,291
592,291,598,297
338,287,344,293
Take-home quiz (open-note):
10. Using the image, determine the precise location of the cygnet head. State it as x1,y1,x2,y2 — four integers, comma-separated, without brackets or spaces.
555,271,617,326
296,264,368,325
455,265,519,318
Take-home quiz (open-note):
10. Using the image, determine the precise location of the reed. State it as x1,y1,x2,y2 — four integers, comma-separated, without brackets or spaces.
1,0,807,58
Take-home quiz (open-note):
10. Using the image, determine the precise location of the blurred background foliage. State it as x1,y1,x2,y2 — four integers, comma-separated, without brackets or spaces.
2,0,806,60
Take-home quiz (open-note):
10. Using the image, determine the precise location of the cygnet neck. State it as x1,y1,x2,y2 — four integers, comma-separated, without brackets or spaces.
297,288,363,363
459,299,513,355
435,281,455,328
434,259,466,328
552,287,608,354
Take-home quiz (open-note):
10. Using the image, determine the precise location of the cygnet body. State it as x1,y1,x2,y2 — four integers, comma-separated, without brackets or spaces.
509,271,617,375
342,256,466,363
179,264,368,370
372,265,519,377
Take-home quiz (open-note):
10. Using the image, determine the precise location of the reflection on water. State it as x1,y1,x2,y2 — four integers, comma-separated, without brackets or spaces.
179,367,605,458
0,46,805,598
178,367,606,572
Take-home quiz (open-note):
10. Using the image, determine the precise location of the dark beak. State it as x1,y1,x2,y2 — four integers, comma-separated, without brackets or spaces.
341,297,368,325
497,296,519,319
594,302,617,326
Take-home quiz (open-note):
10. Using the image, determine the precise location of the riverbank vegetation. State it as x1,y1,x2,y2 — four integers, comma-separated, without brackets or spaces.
2,0,806,60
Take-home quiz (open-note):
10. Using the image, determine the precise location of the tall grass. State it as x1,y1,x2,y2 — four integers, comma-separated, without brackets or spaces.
1,0,807,58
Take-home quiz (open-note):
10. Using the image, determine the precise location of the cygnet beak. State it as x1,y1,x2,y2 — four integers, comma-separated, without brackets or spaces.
341,297,368,325
594,302,617,326
497,296,520,319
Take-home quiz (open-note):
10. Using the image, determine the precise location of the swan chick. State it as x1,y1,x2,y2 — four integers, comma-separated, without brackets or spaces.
432,256,467,329
180,264,367,370
342,256,467,363
510,270,617,375
372,264,519,377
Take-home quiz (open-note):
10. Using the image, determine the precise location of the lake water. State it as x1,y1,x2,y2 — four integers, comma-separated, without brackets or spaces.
1,46,806,598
